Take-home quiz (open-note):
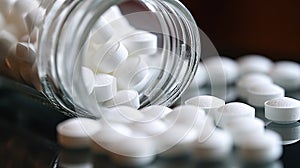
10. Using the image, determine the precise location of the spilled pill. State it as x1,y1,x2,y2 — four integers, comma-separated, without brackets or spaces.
103,89,140,109
140,105,172,120
247,83,285,107
265,97,300,124
81,66,95,94
238,54,273,75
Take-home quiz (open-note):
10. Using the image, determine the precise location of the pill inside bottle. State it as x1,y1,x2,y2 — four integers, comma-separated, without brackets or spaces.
0,0,201,117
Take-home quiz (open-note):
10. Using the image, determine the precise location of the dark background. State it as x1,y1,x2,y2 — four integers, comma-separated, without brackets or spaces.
181,0,300,62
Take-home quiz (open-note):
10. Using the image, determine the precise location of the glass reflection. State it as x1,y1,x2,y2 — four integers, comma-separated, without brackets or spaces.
266,122,300,145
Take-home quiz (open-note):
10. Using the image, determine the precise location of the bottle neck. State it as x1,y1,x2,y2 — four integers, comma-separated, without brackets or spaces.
38,0,201,117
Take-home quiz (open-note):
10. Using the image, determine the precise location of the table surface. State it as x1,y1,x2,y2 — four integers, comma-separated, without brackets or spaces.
0,78,299,168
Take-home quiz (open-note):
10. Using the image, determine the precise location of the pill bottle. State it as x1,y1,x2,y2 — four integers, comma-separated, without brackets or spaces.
0,0,200,118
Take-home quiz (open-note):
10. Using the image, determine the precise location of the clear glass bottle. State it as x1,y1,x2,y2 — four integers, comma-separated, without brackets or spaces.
0,0,201,118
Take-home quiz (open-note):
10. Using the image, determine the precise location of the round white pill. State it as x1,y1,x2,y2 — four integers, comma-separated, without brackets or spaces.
164,105,206,128
266,122,300,145
93,73,117,102
213,102,255,127
103,89,140,109
81,66,95,94
269,61,300,90
237,73,273,100
265,97,300,124
100,106,144,124
185,95,225,116
12,0,39,16
204,56,239,85
156,124,198,157
121,30,158,56
193,128,233,161
91,121,132,154
140,105,172,120
223,117,265,144
109,138,156,167
237,130,282,163
113,56,149,90
57,117,102,149
238,54,273,75
128,119,167,137
24,7,45,33
247,83,285,107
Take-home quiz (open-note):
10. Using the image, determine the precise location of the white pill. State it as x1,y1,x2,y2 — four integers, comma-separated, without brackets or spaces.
247,83,285,107
15,42,36,62
265,97,300,124
237,130,282,163
266,122,300,145
156,124,198,157
121,30,158,56
269,61,300,90
90,42,129,73
113,56,149,90
203,56,239,85
140,105,172,120
109,138,156,167
128,119,167,137
103,5,135,37
24,7,45,33
237,73,273,100
193,128,233,161
81,66,95,94
213,102,255,127
223,117,265,144
0,30,17,55
238,54,273,75
12,0,39,16
188,62,208,88
100,106,144,124
164,105,206,128
91,121,132,154
91,17,114,45
185,95,225,116
56,117,102,149
103,89,140,109
93,73,117,102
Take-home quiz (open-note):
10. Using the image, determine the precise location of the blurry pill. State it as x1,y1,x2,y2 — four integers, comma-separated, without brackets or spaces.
128,119,167,137
266,122,300,145
113,56,149,90
247,83,285,107
0,0,16,16
24,7,45,33
109,138,156,167
237,130,282,163
140,105,172,120
265,97,300,124
57,117,102,149
91,122,132,154
157,124,198,157
91,17,114,45
185,95,225,116
193,128,233,161
121,30,158,56
164,105,206,128
269,61,300,90
103,89,140,109
237,73,273,100
93,73,117,102
223,117,265,144
204,56,239,85
15,42,36,62
238,54,273,75
12,0,39,16
214,102,255,127
101,106,144,124
0,13,6,29
81,66,95,94
0,30,17,55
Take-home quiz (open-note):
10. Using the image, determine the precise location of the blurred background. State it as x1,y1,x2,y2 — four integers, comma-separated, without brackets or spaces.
181,0,300,62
